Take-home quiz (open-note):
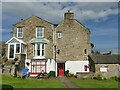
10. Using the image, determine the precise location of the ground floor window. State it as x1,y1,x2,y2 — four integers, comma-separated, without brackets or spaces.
8,43,26,59
34,43,45,57
9,44,14,58
31,60,46,74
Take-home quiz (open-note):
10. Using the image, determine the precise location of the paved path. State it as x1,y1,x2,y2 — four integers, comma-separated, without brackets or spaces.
58,76,79,89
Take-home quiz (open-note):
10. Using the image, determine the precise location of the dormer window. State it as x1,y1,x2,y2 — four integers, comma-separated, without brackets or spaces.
36,27,44,38
58,32,62,39
17,28,23,38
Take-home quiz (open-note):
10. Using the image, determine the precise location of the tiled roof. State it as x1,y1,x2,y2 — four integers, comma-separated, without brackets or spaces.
89,54,120,64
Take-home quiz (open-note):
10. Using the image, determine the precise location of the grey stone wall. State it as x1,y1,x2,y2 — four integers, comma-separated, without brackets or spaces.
55,12,91,61
95,64,119,78
13,16,53,59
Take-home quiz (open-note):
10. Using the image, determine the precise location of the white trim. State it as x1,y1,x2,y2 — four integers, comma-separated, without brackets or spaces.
7,42,27,59
8,43,16,59
6,36,26,45
20,43,21,53
36,27,44,38
16,43,20,54
17,27,23,38
58,32,62,39
34,43,45,57
33,44,34,57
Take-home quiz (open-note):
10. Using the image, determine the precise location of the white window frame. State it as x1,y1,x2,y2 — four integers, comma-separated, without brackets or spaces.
17,28,23,38
36,27,44,38
8,43,26,59
8,43,16,59
58,32,62,39
16,44,20,53
34,43,45,57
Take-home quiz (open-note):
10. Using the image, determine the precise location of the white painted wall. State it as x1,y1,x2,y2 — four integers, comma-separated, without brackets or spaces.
25,59,89,77
46,59,56,73
65,61,89,75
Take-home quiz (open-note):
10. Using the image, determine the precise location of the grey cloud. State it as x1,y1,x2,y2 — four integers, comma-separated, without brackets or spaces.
2,2,118,23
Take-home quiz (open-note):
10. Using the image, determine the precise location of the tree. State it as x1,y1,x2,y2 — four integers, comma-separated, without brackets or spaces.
94,51,101,55
91,43,94,49
91,43,94,54
1,41,6,56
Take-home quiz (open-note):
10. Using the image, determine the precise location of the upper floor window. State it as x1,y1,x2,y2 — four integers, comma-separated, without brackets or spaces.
84,49,87,54
58,32,62,39
17,28,23,38
36,27,44,38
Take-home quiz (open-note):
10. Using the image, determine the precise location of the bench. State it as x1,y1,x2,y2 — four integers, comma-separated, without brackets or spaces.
37,73,48,79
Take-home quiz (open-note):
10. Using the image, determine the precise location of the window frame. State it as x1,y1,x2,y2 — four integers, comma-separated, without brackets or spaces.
16,44,20,53
31,60,47,74
36,27,44,38
17,28,23,38
58,32,62,39
8,43,26,59
34,43,45,57
8,44,15,59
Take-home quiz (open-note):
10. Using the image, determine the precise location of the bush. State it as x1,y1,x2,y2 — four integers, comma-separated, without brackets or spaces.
65,70,74,77
65,70,69,76
110,76,120,82
94,74,105,80
48,71,55,77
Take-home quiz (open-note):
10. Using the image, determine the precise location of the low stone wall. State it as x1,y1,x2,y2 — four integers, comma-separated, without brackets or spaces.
76,72,94,79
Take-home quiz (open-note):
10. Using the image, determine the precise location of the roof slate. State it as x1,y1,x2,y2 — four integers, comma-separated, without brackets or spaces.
89,55,120,64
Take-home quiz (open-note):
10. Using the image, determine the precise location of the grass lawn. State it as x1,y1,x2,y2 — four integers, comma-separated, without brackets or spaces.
69,78,119,89
2,74,65,88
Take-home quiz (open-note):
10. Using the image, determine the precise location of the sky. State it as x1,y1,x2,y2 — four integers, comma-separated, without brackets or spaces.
1,1,119,54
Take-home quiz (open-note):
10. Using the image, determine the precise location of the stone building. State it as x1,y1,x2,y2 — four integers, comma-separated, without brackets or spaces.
89,55,120,78
5,11,91,77
55,10,91,76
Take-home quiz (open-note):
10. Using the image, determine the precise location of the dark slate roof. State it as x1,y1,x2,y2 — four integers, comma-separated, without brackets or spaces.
89,55,120,64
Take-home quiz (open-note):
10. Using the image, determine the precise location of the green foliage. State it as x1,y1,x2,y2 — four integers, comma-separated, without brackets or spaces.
65,70,74,77
110,76,120,82
48,71,55,77
94,51,101,55
1,41,6,57
65,70,69,76
91,43,94,49
94,74,105,80
91,43,94,54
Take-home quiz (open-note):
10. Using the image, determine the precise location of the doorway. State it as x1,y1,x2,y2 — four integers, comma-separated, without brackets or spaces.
57,63,65,76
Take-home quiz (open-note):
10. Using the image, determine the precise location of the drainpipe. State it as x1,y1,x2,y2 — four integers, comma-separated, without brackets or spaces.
52,25,57,77
54,45,57,77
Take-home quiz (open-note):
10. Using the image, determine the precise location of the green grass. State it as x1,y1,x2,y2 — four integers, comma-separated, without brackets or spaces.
2,74,65,88
70,78,119,88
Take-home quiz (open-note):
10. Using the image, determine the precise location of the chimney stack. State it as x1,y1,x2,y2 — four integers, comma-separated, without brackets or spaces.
64,10,74,20
21,18,23,21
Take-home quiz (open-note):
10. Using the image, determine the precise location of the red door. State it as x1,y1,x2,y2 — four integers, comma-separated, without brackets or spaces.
57,63,65,76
